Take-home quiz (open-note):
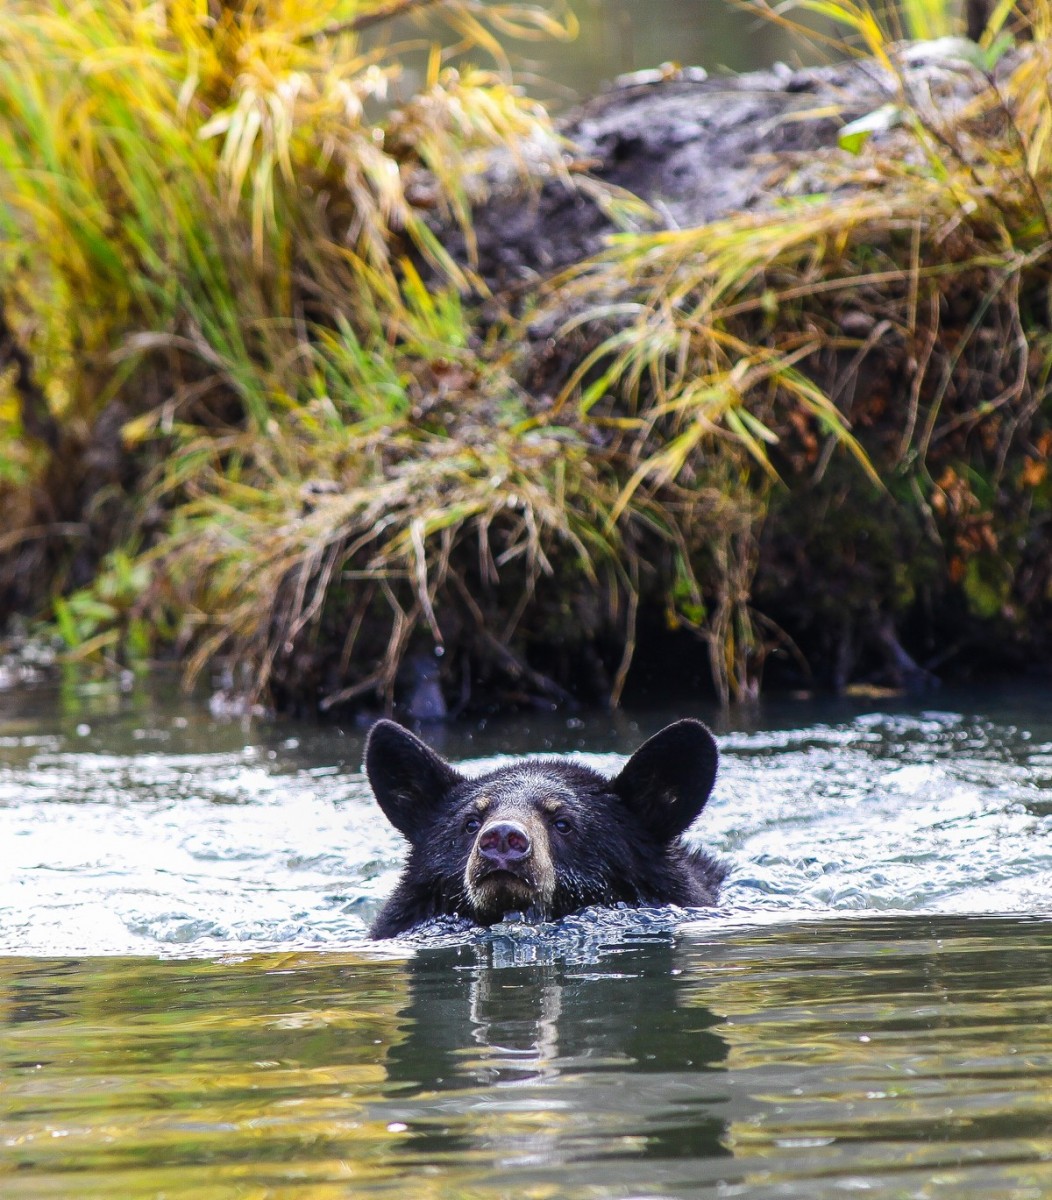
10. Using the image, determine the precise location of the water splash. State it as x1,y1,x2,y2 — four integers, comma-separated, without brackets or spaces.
1,694,1050,956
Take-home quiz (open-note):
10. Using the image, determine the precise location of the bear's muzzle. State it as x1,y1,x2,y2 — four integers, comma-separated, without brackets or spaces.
465,813,556,920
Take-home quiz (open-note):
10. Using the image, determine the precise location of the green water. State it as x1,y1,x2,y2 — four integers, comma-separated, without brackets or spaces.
370,0,823,111
503,0,798,100
2,678,1051,1196
3,917,1051,1198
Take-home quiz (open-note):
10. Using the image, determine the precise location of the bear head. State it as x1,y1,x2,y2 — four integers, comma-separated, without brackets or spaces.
365,719,725,939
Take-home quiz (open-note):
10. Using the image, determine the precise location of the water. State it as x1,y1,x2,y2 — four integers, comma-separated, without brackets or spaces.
1,679,1051,1197
491,0,798,101
373,0,826,111
3,682,1050,955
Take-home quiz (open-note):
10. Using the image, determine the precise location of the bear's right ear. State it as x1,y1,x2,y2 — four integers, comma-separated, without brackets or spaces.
364,720,463,842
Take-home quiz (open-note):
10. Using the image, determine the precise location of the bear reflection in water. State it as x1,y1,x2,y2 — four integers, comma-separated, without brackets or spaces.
379,934,732,1175
365,719,727,940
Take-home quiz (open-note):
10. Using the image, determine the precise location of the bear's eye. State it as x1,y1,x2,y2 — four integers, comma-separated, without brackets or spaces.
464,815,482,834
552,816,573,835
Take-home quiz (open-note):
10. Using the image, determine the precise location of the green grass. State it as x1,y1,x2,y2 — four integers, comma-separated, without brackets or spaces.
534,0,1052,695
2,0,1051,708
0,0,577,697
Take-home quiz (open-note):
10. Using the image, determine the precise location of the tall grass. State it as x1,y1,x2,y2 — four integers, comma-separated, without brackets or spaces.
0,0,579,697
536,0,1052,696
2,0,1051,708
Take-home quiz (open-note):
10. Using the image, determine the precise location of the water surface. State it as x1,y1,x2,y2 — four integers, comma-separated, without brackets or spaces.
2,682,1049,955
3,917,1051,1198
1,680,1051,1197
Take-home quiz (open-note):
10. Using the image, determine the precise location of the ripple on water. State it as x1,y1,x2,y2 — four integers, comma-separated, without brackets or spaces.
1,706,1051,956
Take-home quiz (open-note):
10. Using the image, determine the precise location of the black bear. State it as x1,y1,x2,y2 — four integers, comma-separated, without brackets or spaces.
365,718,726,939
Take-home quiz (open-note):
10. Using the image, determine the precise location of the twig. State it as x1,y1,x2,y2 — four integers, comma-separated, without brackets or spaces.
0,523,87,554
311,0,448,41
609,574,638,709
451,573,573,702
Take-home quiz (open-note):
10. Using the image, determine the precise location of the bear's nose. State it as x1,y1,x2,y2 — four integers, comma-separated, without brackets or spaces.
477,820,531,869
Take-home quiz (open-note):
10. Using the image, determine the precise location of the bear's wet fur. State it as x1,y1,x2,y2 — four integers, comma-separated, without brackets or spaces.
365,718,727,939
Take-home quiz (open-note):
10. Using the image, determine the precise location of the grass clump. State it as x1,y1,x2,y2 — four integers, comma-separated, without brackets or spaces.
535,0,1052,697
0,0,587,703
3,0,1051,710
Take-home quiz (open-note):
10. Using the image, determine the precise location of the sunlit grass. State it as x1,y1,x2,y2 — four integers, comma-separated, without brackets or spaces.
537,0,1052,696
2,0,1051,707
0,0,577,697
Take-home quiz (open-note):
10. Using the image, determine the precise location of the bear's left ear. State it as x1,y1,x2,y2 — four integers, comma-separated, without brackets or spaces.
610,719,719,841
364,720,463,842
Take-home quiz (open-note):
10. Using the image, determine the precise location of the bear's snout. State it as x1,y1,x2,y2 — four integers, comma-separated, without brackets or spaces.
477,820,531,870
464,809,556,921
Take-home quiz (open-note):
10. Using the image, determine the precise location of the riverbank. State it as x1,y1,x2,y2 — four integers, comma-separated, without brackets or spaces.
1,2,1050,714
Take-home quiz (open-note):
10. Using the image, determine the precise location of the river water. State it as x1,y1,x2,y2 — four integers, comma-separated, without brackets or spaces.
1,680,1051,1197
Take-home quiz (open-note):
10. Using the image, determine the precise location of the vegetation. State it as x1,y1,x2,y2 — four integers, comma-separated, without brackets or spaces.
0,0,581,707
544,1,1052,697
1,0,1050,712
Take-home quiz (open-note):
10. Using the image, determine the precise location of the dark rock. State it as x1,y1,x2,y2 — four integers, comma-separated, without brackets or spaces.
453,48,1014,296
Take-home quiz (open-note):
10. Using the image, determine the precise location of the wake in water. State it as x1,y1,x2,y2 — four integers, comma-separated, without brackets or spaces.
1,701,1050,956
